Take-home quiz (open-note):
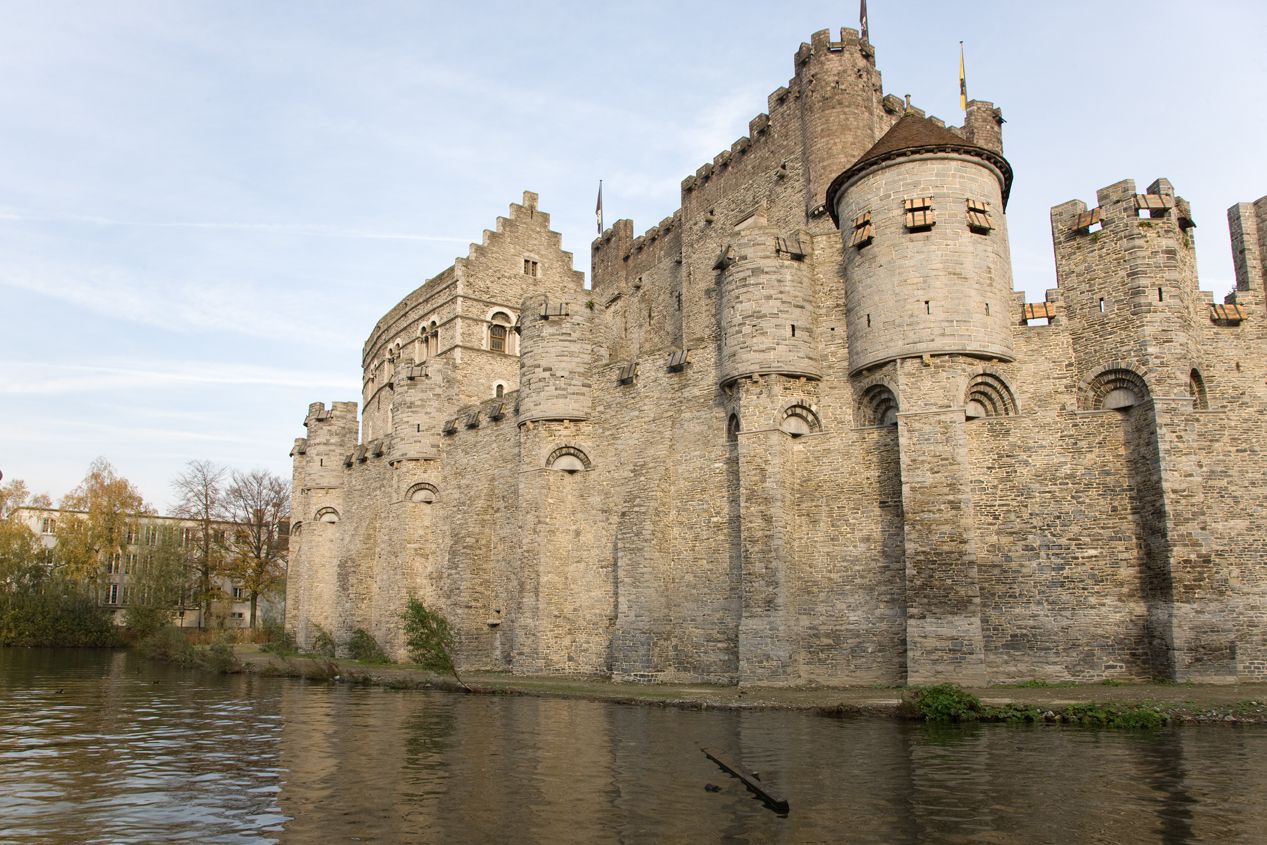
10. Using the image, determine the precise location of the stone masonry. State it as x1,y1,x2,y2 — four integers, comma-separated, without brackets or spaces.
286,27,1267,686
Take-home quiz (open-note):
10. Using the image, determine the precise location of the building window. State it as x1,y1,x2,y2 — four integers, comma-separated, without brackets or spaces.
232,586,245,600
108,584,119,605
40,517,56,535
523,258,539,277
488,311,513,353
904,197,935,230
849,211,874,249
495,383,505,398
966,198,993,233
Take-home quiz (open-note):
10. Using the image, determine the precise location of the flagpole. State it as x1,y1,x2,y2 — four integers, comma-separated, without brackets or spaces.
596,180,604,235
959,41,967,112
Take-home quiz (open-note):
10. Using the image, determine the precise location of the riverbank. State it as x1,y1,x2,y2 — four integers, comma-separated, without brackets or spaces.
234,646,1267,725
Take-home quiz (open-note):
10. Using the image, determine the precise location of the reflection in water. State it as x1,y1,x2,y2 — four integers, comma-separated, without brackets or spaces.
2,649,1266,844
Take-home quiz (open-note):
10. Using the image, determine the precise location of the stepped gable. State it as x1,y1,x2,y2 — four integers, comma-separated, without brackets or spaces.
826,113,1014,225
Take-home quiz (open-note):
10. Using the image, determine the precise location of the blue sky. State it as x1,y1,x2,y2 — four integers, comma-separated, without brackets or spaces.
2,1,1264,510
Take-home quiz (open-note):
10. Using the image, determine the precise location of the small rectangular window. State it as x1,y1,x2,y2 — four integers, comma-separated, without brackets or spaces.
523,258,539,277
1158,287,1164,302
904,197,935,231
1099,297,1106,314
1134,194,1173,219
1073,208,1103,234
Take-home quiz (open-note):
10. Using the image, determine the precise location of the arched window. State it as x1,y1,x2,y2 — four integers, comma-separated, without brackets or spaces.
858,384,899,427
727,413,741,442
428,321,439,357
964,373,1018,420
489,311,512,353
315,507,340,524
546,445,591,473
778,403,821,438
1084,368,1149,411
495,383,505,398
1189,369,1208,410
405,482,438,504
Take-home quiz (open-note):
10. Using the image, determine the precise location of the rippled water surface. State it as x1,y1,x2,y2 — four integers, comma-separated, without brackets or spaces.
3,649,1267,844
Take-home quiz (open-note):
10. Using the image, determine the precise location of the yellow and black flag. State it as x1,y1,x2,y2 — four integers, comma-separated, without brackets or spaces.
959,41,968,111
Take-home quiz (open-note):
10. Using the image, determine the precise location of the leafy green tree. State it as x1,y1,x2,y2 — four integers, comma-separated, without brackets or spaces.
125,525,189,638
0,476,118,647
56,458,147,584
400,596,470,691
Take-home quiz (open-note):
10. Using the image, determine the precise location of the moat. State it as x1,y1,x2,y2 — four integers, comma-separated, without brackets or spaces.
3,650,1266,844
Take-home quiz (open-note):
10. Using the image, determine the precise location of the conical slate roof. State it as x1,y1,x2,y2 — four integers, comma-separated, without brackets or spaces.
826,113,1013,225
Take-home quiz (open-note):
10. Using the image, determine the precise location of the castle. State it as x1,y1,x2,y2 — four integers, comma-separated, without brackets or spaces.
286,28,1267,686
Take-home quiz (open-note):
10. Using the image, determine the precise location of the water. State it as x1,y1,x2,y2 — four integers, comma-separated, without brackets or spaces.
2,650,1266,844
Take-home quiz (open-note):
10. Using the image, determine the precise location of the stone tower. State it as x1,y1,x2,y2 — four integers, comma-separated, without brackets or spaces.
829,113,1017,685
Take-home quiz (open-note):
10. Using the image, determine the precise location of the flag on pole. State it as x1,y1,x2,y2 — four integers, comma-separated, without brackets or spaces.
859,0,869,41
595,180,604,234
959,42,968,111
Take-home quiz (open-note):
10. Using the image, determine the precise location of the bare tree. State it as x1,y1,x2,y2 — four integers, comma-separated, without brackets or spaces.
223,469,290,628
170,460,228,628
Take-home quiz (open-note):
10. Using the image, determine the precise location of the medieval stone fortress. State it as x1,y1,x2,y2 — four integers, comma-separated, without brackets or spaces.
286,26,1267,687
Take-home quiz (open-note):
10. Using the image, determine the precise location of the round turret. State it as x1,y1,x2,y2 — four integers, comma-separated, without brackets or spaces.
517,294,593,424
717,213,821,386
794,28,884,217
828,114,1016,374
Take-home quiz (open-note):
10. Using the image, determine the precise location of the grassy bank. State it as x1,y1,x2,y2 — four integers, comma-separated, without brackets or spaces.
228,646,1267,727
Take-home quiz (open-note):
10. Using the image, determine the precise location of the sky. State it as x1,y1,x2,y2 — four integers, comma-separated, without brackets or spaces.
2,1,1264,511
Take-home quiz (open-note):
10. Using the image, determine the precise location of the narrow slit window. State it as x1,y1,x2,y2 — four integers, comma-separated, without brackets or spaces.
904,197,935,231
1099,297,1106,314
925,300,931,315
1158,287,1164,302
790,324,796,337
866,314,871,327
849,210,874,248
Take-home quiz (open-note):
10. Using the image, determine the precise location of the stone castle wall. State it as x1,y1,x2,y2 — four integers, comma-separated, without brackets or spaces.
285,27,1267,686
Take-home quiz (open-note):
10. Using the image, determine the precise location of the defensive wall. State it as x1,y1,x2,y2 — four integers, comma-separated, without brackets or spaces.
286,27,1267,686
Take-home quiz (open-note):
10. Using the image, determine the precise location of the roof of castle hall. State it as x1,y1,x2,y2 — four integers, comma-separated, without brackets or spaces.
827,113,1013,225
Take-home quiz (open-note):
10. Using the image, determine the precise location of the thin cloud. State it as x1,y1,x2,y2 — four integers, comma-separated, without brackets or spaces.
0,208,469,243
0,360,358,396
0,260,366,346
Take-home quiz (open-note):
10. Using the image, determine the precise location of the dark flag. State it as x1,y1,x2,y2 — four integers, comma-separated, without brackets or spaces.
860,0,869,41
595,180,604,234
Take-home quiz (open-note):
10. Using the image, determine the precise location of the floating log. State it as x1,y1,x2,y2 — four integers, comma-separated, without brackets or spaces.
701,747,790,814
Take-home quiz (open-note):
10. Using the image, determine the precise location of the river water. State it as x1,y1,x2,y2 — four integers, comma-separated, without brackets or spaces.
2,649,1266,844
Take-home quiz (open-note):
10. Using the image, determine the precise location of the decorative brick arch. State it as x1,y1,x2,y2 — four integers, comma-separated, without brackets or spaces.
855,381,899,427
1080,365,1152,411
404,482,439,504
546,445,591,473
774,399,822,437
314,506,340,524
962,368,1019,419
